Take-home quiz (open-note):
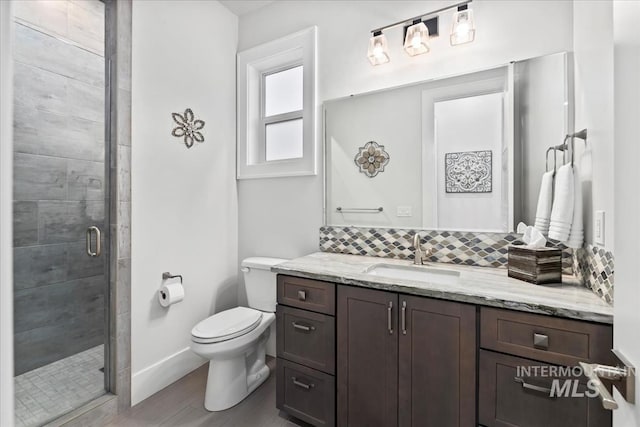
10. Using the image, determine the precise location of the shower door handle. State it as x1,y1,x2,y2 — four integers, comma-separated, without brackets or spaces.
86,226,102,257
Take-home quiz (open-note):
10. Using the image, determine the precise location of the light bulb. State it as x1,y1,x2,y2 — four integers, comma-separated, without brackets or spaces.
411,35,421,49
456,22,469,35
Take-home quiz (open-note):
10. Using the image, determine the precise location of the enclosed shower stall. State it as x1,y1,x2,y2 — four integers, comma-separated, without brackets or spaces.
11,1,109,425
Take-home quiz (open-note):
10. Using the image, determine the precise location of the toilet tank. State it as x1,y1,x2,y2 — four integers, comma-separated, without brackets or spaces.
241,257,288,312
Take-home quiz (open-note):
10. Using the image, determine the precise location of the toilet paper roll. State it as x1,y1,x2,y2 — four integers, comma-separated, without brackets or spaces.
159,281,184,307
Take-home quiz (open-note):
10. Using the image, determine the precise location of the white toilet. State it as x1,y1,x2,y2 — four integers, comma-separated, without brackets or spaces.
190,257,287,411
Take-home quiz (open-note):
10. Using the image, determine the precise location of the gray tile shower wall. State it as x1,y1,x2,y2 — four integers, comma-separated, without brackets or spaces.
12,3,106,375
319,226,614,304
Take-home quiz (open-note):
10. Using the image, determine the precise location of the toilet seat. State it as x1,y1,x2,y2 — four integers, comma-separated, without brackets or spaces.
191,307,263,344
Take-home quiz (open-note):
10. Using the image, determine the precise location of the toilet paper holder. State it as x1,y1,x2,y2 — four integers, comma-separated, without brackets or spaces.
162,272,183,285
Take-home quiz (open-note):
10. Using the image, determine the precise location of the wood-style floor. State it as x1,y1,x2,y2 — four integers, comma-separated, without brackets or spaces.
108,358,308,426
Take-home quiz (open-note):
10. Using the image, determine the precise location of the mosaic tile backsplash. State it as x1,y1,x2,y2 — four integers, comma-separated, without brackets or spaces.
318,226,613,303
575,244,614,304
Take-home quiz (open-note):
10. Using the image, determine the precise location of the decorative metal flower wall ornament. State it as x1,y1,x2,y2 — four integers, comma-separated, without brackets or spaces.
354,141,390,178
171,108,205,148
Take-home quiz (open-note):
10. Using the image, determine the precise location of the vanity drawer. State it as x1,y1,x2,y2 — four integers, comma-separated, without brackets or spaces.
479,350,611,427
277,275,336,315
480,307,613,366
276,358,335,427
277,305,335,374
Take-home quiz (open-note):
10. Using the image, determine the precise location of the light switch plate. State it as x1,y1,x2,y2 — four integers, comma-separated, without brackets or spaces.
397,206,412,217
595,210,605,245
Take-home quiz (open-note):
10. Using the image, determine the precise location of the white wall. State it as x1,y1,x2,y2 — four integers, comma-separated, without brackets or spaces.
612,1,640,425
573,0,614,249
0,1,14,425
326,87,423,228
131,0,238,405
515,53,572,227
435,93,505,231
237,0,573,302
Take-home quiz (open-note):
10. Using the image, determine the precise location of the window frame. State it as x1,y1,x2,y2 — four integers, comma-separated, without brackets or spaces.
237,27,317,179
260,63,304,162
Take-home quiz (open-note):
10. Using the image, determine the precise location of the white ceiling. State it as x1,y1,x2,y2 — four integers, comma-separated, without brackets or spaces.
220,1,275,16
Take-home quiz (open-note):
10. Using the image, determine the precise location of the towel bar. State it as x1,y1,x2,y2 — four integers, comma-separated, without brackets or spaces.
546,128,588,169
336,207,383,213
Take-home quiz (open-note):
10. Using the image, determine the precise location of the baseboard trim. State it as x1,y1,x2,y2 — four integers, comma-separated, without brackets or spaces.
131,347,206,406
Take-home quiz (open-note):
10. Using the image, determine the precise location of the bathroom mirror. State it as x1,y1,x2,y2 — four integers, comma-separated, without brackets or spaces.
324,51,572,232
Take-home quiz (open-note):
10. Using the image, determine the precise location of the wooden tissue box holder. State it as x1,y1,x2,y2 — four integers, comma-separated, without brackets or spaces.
508,245,562,285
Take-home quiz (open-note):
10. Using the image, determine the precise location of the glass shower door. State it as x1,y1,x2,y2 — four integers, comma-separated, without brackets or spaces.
12,1,108,425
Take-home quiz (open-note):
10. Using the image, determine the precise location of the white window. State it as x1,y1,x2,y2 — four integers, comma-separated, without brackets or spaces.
237,27,317,179
263,65,303,161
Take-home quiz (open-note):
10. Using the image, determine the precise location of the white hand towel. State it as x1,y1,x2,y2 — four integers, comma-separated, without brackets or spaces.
566,165,584,248
548,164,574,242
534,171,554,236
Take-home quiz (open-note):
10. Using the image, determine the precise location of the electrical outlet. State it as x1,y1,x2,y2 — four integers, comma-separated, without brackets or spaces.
397,206,412,217
595,210,605,245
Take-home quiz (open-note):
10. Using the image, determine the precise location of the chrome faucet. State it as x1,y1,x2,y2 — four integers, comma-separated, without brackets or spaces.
412,233,433,265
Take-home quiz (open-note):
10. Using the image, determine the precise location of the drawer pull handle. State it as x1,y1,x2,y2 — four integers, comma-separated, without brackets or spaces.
292,321,315,332
401,301,407,335
533,333,549,350
387,301,393,335
514,377,554,397
297,290,307,301
292,377,315,390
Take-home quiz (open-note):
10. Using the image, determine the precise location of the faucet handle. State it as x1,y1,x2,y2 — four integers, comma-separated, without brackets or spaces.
421,247,434,261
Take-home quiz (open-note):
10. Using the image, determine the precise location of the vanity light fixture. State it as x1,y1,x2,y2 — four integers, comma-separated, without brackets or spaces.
367,30,390,66
450,4,476,46
403,20,430,56
368,0,474,66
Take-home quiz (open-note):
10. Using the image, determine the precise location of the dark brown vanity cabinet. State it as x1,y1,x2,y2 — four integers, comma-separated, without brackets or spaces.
478,307,613,427
337,285,477,427
276,275,336,427
275,275,614,427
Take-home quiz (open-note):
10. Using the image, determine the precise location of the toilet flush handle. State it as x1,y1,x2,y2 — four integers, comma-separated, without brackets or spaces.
240,267,250,273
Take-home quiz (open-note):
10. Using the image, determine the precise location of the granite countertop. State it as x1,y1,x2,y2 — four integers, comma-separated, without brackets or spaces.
272,252,613,324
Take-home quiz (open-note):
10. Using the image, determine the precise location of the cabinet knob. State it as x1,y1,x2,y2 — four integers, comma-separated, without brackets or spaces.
297,290,307,301
533,333,549,350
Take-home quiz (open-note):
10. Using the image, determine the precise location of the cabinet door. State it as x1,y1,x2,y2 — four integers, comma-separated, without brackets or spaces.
398,296,476,427
337,285,398,427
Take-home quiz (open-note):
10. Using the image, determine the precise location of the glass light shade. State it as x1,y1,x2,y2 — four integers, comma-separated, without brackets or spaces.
367,33,390,66
403,22,430,56
450,8,475,45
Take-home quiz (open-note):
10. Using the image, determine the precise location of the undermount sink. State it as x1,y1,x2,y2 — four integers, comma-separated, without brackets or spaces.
365,264,461,285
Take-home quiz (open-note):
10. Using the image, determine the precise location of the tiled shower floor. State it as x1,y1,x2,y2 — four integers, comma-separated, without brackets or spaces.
14,345,106,427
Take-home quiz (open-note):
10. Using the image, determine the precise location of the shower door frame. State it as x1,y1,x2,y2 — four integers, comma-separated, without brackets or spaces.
0,0,131,423
0,1,15,425
104,0,133,415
